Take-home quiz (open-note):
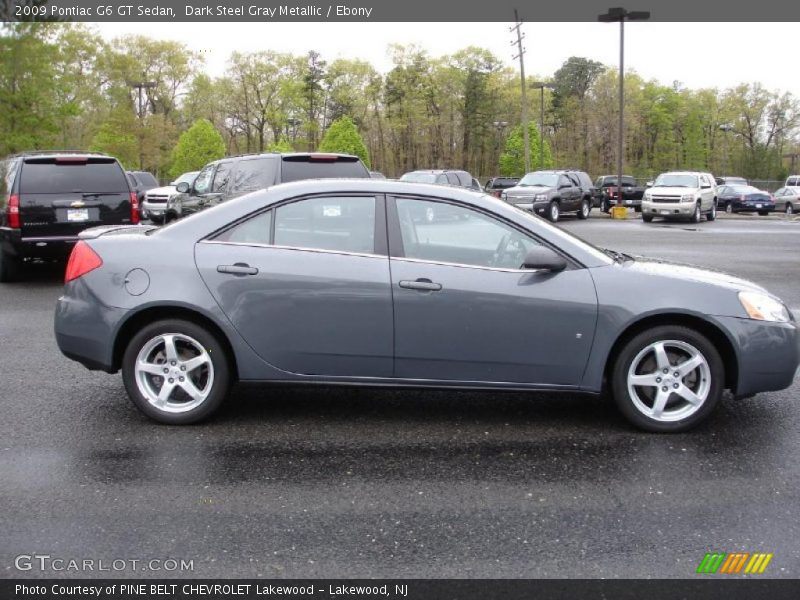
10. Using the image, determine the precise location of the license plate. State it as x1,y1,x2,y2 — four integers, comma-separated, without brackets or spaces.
756,204,762,208
67,208,89,222
625,200,632,205
661,210,670,214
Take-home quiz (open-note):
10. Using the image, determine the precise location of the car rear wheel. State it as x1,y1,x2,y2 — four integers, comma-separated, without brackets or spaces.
726,203,733,214
577,199,590,220
611,325,723,432
707,202,717,221
758,211,769,216
642,214,653,223
122,319,231,424
0,249,21,283
786,204,794,215
547,201,560,222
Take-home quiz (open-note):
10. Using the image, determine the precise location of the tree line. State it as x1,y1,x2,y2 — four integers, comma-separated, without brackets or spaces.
2,22,799,181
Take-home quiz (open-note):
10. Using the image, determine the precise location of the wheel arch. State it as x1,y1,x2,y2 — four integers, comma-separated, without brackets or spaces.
603,312,739,392
112,305,239,379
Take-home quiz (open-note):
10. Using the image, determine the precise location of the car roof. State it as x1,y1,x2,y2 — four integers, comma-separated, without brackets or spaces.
9,150,114,160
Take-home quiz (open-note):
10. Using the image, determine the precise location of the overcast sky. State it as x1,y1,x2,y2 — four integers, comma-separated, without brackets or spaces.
94,22,799,98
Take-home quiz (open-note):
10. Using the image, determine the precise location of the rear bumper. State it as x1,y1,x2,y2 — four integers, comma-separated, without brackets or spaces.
717,315,800,397
54,280,127,373
0,228,77,259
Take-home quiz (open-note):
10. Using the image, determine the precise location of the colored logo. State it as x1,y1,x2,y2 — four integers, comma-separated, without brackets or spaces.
696,552,773,574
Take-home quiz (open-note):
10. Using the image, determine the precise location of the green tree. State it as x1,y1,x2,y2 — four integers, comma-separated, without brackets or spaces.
169,119,225,177
319,116,371,168
266,136,293,152
499,122,553,176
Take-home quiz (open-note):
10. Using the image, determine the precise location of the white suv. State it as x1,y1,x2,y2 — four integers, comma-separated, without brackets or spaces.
641,171,717,223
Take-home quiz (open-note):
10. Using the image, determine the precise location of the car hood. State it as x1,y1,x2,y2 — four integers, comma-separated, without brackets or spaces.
504,185,554,196
145,185,177,196
648,186,698,195
624,256,768,295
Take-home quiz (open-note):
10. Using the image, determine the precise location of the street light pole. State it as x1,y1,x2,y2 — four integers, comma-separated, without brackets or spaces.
127,74,157,170
531,82,555,170
510,10,530,173
599,7,650,209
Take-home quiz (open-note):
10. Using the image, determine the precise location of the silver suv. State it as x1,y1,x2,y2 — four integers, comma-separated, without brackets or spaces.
641,171,717,223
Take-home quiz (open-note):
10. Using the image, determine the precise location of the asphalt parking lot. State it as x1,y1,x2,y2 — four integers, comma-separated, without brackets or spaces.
1,214,799,579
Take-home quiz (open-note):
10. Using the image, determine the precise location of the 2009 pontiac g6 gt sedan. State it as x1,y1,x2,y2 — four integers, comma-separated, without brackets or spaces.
54,179,800,432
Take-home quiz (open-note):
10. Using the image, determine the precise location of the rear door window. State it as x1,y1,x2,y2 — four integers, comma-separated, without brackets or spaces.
20,159,129,193
230,157,277,193
274,196,376,254
212,161,233,193
446,173,460,186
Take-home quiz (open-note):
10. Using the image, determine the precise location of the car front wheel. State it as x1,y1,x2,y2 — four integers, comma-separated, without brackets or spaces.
122,319,231,424
786,204,794,215
726,203,733,214
611,325,723,432
691,203,701,223
547,200,560,222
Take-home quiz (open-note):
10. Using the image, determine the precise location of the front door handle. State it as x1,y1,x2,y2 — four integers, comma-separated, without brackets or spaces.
399,278,442,292
217,263,258,276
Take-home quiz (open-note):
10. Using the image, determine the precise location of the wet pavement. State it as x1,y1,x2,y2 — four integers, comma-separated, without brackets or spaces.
1,216,799,579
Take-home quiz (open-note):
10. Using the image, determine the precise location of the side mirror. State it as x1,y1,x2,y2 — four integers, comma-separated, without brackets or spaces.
175,182,191,193
521,247,567,272
646,181,654,188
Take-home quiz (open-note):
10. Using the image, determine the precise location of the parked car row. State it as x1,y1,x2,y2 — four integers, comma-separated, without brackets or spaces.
0,150,373,282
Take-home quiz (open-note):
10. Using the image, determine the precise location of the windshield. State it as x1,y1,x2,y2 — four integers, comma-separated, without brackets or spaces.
518,172,559,187
174,171,198,185
400,172,438,184
654,174,699,188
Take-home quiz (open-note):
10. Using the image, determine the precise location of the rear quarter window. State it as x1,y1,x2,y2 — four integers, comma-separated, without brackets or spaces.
20,159,129,194
230,157,277,193
280,157,370,183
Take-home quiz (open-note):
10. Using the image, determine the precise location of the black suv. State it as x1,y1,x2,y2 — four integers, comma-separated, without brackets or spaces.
173,152,372,218
0,151,137,282
500,169,595,222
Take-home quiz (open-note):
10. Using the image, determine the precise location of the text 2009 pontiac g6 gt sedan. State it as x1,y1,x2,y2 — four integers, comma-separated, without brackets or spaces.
54,180,800,432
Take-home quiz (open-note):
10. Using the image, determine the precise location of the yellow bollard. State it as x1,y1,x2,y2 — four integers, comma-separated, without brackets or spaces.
610,206,628,219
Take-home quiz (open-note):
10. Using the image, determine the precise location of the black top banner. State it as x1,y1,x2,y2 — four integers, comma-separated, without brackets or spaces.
3,0,800,22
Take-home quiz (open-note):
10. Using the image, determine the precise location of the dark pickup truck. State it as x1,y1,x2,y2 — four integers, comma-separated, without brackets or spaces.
594,175,645,212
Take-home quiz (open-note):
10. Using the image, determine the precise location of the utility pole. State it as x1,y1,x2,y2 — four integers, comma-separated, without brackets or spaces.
510,9,530,174
127,75,157,170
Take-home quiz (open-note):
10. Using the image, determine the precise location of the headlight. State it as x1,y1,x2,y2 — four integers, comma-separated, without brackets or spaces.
643,192,651,201
738,291,791,322
681,194,695,203
500,191,507,200
535,194,548,201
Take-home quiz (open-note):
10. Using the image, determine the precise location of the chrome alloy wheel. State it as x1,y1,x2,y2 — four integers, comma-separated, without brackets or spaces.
134,333,214,413
626,340,711,422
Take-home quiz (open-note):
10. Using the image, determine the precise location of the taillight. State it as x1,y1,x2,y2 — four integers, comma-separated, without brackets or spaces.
740,194,746,201
7,194,20,228
64,241,103,283
130,191,140,224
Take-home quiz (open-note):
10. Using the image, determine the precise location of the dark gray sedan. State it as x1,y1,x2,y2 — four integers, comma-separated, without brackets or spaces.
54,180,800,432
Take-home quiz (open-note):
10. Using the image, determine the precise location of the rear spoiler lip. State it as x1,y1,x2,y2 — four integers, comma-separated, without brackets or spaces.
78,224,158,240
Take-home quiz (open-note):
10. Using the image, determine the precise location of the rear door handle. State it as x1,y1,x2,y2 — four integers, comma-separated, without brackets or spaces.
217,263,258,276
399,279,442,292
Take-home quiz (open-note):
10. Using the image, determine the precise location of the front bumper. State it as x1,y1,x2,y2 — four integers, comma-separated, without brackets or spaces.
54,279,128,372
642,201,695,218
716,315,800,397
141,201,170,219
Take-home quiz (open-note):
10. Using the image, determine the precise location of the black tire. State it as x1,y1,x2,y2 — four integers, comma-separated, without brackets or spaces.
642,214,654,223
577,199,590,220
634,206,642,213
122,319,231,424
725,202,733,214
547,200,560,223
601,198,610,213
758,211,769,216
611,325,724,432
786,204,794,215
707,202,717,221
691,202,701,223
0,248,21,283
